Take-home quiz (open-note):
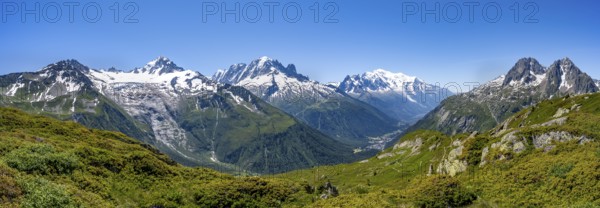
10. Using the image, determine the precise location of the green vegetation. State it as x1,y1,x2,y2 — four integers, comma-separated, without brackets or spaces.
5,144,79,175
278,93,600,207
409,175,476,208
282,96,402,147
0,107,304,207
409,96,498,135
19,177,75,208
2,92,600,207
175,86,361,173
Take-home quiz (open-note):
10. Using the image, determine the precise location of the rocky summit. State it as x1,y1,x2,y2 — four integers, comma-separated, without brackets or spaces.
408,57,598,135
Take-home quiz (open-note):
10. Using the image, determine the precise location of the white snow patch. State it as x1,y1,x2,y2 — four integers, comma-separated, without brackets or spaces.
71,97,76,112
6,83,25,96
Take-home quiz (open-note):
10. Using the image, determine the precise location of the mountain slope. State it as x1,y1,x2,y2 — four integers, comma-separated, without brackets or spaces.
213,57,402,147
338,69,453,123
0,58,359,174
409,57,598,135
0,60,154,142
277,92,600,207
0,107,307,207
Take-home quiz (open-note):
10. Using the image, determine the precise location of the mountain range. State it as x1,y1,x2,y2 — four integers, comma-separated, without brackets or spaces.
1,56,599,207
3,89,600,207
0,58,364,173
338,69,453,123
409,57,599,135
213,57,404,147
2,56,596,175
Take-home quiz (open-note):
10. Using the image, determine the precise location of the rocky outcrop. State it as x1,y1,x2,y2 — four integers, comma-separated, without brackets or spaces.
532,131,591,149
491,131,527,154
482,131,592,166
393,137,423,156
319,182,339,199
436,139,467,176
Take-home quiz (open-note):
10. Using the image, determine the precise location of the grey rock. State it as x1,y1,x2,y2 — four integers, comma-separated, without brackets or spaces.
377,153,394,159
553,108,570,118
480,147,489,167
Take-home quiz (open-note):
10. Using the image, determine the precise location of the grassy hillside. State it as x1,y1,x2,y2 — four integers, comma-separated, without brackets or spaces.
277,93,600,207
0,107,308,207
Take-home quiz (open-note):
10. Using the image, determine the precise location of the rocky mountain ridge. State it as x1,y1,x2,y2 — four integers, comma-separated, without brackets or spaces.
409,57,598,135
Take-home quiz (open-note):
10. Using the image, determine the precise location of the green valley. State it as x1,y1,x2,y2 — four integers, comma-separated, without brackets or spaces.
277,92,600,207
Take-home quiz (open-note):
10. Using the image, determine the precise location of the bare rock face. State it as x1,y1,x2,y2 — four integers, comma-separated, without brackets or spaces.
534,117,568,127
437,139,467,176
377,153,394,160
393,137,423,156
480,147,489,167
482,131,592,166
532,131,591,149
553,108,570,118
408,57,598,136
491,131,528,154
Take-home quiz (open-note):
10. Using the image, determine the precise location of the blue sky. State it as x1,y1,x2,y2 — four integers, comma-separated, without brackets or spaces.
1,0,599,90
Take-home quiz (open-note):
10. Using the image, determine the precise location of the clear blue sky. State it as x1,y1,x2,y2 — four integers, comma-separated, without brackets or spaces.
1,0,599,88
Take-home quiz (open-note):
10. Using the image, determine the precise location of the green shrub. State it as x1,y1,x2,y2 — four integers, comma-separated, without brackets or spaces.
549,163,574,179
5,144,79,175
410,175,477,208
126,152,172,177
75,147,124,174
193,177,294,207
19,177,74,208
0,164,22,204
354,185,369,194
461,136,491,166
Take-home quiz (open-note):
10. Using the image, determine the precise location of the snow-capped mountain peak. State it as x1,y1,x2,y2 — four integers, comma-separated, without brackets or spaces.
541,57,598,95
326,82,341,88
2,59,95,102
502,57,546,87
248,56,305,79
87,57,214,95
338,69,452,122
257,56,272,66
213,57,309,86
212,69,226,80
134,56,185,75
39,59,90,73
366,69,419,83
212,57,401,146
339,69,425,94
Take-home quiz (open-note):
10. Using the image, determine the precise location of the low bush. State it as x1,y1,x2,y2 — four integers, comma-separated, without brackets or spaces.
5,144,79,175
0,163,22,204
410,175,477,208
19,177,74,208
193,177,294,207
